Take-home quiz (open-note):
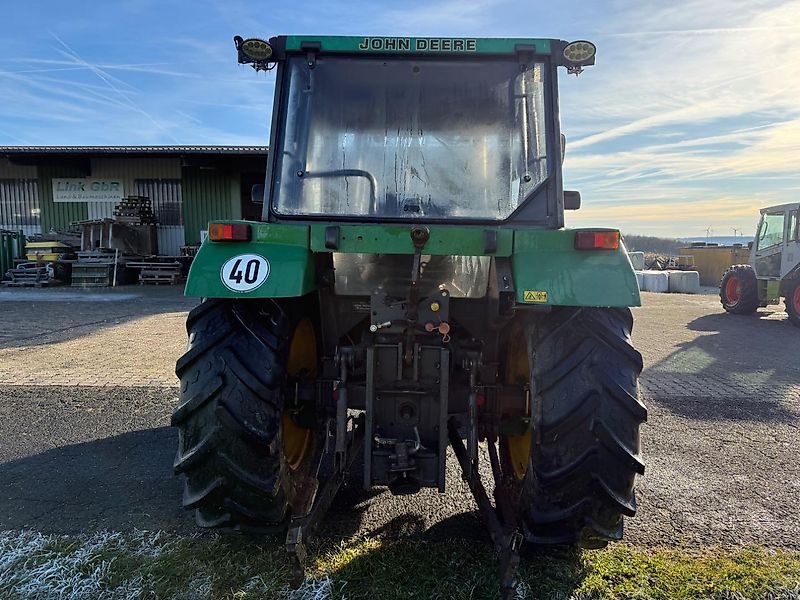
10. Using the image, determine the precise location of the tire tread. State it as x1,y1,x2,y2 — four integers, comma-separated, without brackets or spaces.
172,299,293,530
720,265,760,314
521,307,646,547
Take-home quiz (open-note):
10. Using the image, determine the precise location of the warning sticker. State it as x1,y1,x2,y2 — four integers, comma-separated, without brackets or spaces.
523,290,548,303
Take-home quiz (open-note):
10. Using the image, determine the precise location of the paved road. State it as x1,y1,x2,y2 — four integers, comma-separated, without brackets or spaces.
0,288,798,548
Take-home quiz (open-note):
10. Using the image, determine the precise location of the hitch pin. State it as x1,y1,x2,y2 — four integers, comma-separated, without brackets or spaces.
369,321,392,332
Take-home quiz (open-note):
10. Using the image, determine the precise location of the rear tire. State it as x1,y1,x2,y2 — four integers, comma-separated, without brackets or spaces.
519,307,646,548
720,265,759,314
172,299,319,531
786,282,800,328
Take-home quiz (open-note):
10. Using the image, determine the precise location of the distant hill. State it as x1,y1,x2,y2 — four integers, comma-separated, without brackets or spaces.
622,234,682,255
623,234,754,254
682,236,753,246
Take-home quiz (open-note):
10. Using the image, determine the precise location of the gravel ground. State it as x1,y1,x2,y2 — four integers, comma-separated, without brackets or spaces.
0,287,194,387
0,287,798,548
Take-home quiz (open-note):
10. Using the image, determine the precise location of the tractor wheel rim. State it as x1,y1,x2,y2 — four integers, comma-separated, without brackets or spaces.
794,287,800,314
507,432,531,481
504,324,531,481
283,318,316,471
725,276,740,305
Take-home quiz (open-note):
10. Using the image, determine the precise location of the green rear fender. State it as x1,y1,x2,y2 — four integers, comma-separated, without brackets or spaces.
184,223,315,299
185,222,640,307
513,230,640,307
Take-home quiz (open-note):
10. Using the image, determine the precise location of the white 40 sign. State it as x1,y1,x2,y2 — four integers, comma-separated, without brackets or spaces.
220,254,270,292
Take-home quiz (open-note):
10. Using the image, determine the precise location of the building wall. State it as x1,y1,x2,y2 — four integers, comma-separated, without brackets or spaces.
0,179,39,235
0,158,37,178
182,169,240,245
0,159,40,234
90,158,185,255
89,157,181,219
37,165,89,233
136,178,184,256
2,154,251,254
679,246,752,286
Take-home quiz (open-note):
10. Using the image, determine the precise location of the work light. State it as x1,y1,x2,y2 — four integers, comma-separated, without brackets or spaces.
234,35,274,71
563,40,596,64
240,38,272,61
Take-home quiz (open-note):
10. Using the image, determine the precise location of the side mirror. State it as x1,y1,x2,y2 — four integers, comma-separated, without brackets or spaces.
560,133,566,165
251,183,265,204
564,190,581,210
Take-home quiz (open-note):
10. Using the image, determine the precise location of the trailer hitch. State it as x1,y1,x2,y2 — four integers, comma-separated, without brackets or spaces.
448,418,523,600
287,413,365,586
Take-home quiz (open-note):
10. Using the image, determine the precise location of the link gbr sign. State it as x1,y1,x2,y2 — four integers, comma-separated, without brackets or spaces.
53,178,125,203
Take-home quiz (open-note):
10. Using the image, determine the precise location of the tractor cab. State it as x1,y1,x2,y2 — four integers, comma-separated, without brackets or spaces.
235,36,596,228
750,203,800,279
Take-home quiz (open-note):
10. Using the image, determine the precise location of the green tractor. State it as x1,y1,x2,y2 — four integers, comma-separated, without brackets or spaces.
172,34,646,596
720,203,800,326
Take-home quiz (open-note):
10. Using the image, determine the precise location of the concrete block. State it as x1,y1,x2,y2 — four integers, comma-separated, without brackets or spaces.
628,251,645,271
635,270,643,290
668,270,700,294
641,270,669,293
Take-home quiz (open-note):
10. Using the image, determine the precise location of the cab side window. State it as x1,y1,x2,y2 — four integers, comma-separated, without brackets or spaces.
790,210,798,241
756,212,785,250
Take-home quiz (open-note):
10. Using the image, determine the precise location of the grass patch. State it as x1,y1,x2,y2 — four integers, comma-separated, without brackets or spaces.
1,530,799,599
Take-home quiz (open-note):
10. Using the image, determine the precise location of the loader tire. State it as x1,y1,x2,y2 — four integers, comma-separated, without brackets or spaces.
172,298,319,531
720,265,759,314
520,307,646,548
786,282,800,327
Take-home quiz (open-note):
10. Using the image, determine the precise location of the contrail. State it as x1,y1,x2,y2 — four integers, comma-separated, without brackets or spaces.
0,126,30,145
49,32,180,143
596,24,800,38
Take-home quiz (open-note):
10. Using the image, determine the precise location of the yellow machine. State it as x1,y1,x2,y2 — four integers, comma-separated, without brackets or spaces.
25,241,72,262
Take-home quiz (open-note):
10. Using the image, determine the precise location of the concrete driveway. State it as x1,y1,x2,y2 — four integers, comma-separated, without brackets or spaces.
1,287,798,547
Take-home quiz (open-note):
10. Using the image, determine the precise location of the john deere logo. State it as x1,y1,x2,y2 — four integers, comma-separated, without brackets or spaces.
357,37,477,52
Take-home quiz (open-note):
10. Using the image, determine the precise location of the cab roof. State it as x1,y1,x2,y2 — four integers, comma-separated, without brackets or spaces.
761,203,800,213
275,35,561,56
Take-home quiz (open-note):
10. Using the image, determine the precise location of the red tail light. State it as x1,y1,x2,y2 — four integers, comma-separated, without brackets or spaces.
574,230,620,250
209,223,251,242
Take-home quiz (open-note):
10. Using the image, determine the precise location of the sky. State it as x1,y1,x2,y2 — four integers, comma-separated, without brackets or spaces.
1,0,799,238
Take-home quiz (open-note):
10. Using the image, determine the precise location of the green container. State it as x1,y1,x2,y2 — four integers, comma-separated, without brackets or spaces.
0,229,25,280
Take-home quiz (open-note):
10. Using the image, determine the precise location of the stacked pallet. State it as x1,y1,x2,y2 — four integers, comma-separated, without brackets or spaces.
3,262,50,287
71,249,119,287
113,196,157,225
127,260,183,285
76,249,119,262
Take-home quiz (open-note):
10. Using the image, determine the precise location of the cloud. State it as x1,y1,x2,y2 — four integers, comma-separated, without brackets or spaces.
379,0,511,32
0,19,274,146
567,118,800,181
48,33,181,143
717,120,800,176
556,0,800,234
0,0,797,236
566,195,768,237
569,3,800,146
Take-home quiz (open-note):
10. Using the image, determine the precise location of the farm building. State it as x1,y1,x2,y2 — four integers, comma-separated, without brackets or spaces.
0,146,268,256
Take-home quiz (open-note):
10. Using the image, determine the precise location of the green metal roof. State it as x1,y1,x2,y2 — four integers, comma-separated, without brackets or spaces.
283,36,555,55
0,146,268,157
